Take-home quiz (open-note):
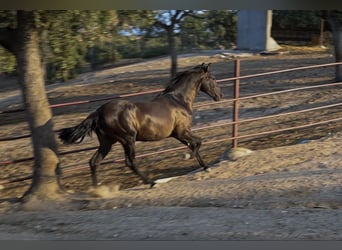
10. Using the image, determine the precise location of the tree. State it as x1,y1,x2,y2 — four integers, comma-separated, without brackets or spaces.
324,10,342,82
179,15,206,50
153,10,199,78
272,10,322,31
179,10,237,51
205,10,237,49
0,10,118,205
45,10,118,80
272,10,342,81
0,10,119,82
0,10,63,203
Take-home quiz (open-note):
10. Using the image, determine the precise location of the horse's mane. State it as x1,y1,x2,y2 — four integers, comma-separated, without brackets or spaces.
159,63,210,96
160,70,195,95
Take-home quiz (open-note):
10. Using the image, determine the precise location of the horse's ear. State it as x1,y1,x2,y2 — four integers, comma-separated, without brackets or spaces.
196,63,211,73
202,63,211,72
200,63,205,72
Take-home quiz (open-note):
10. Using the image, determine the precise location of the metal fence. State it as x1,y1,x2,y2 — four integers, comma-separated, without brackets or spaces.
1,59,342,187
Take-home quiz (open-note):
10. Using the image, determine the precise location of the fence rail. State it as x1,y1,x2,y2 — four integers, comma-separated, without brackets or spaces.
2,61,341,115
1,59,342,187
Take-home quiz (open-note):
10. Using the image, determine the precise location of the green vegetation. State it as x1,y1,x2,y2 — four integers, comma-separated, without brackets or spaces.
0,10,238,82
0,10,338,82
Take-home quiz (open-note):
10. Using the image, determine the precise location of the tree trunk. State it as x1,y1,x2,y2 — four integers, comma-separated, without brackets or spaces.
14,11,63,202
331,27,342,82
167,27,177,79
327,11,342,82
88,46,97,70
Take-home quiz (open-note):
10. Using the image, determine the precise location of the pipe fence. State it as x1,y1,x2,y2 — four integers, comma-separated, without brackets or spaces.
1,59,342,187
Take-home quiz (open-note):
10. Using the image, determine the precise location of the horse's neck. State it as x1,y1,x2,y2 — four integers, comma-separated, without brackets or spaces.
173,74,201,112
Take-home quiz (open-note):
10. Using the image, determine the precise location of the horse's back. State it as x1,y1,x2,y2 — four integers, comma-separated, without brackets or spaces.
97,99,180,141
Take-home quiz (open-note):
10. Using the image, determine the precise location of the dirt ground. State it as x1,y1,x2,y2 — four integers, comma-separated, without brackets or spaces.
0,47,341,240
0,132,341,240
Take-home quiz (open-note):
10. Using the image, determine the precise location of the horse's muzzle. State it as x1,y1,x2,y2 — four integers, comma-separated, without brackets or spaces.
214,93,223,101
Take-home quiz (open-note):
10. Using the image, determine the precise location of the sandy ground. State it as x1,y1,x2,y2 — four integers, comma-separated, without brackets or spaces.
0,132,341,240
0,48,341,240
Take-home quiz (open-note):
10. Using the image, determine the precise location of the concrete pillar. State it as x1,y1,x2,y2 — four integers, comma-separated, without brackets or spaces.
237,10,280,51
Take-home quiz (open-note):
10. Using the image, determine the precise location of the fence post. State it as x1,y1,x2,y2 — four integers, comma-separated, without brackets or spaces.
232,59,240,148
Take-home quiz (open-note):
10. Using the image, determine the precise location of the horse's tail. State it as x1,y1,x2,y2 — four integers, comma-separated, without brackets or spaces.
59,111,99,144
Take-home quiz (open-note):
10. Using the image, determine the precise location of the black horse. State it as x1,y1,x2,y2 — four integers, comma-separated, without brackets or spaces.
59,63,223,187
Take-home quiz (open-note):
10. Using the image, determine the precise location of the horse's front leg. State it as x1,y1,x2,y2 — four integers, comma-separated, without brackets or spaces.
175,131,209,171
121,138,155,187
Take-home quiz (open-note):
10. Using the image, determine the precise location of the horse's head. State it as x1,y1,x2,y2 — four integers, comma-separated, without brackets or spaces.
197,63,223,101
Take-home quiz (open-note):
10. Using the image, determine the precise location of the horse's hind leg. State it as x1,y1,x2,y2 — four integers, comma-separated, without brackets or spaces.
89,135,115,186
121,138,155,187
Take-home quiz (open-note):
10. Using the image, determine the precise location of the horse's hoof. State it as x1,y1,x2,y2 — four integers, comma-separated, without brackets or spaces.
204,167,211,172
183,153,191,160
